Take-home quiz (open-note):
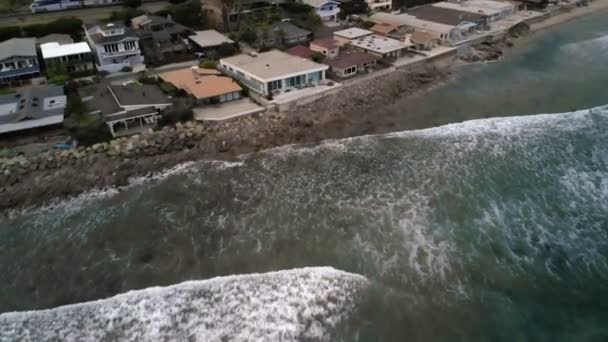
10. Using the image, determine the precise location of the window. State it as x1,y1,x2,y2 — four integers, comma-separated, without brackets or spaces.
268,80,282,91
286,75,305,87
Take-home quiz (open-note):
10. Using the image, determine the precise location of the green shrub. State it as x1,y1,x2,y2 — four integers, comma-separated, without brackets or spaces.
159,82,178,96
199,59,217,69
138,76,159,85
311,51,325,62
121,66,133,72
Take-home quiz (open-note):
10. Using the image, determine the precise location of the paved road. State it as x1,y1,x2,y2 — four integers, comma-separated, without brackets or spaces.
0,1,170,27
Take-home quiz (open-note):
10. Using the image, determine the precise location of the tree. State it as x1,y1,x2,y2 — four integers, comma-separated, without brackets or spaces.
311,51,325,62
124,0,141,9
216,43,237,58
239,27,257,44
171,0,204,28
46,62,69,85
64,94,111,145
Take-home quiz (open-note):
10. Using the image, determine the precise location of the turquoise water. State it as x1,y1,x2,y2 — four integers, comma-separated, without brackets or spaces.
1,13,608,341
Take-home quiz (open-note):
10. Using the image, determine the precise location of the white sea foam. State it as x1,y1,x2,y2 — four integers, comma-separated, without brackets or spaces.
0,267,368,342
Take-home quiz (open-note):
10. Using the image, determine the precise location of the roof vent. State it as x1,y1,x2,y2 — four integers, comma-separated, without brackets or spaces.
265,64,270,68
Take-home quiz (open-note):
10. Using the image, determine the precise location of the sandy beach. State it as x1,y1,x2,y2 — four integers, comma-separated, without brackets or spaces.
0,4,605,210
531,0,608,32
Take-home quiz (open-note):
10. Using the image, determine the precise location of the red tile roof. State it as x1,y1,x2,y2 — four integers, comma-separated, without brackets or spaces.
285,45,314,59
325,51,380,69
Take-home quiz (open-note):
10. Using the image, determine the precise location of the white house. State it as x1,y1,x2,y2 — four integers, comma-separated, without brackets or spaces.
219,50,329,96
433,0,517,22
40,41,94,75
302,0,341,22
84,21,144,73
366,0,392,12
333,27,373,46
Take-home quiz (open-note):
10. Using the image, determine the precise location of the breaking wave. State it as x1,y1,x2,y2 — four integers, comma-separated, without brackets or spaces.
0,267,368,341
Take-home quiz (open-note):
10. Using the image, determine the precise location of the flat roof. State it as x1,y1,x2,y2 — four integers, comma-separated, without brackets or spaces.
159,67,242,99
325,50,380,69
407,4,486,25
370,13,457,34
349,35,412,54
311,38,339,49
333,27,373,39
189,30,233,48
221,50,328,81
40,42,92,59
433,1,502,16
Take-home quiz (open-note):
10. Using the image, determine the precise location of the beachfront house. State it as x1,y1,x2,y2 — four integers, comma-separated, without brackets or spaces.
78,83,171,137
0,38,40,85
84,21,144,73
302,0,341,22
219,50,329,96
370,12,462,45
349,35,412,59
410,30,441,51
310,38,340,59
325,50,380,78
370,23,412,41
406,5,486,32
159,67,242,105
333,27,373,46
0,85,66,135
40,41,94,75
433,0,517,23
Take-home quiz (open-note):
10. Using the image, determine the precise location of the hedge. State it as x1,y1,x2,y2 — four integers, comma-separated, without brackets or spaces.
0,17,83,41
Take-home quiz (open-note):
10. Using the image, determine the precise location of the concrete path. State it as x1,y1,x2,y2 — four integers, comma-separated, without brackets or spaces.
193,99,265,121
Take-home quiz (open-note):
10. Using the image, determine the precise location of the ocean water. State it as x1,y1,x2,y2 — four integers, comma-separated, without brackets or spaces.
1,13,608,342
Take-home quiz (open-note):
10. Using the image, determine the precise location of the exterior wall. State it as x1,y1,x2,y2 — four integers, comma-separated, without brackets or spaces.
353,46,404,59
366,0,391,11
87,35,144,73
333,35,353,47
310,43,339,59
219,59,327,96
44,53,95,74
314,2,341,22
332,60,377,78
0,56,40,83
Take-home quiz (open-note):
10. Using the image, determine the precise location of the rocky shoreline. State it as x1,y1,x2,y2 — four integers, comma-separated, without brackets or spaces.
0,22,544,210
0,65,453,210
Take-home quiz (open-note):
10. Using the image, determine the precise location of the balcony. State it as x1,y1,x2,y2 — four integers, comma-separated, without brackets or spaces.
101,48,140,58
0,65,40,79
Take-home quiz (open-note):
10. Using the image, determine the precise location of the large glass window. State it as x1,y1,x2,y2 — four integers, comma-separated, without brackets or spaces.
268,80,282,92
286,75,305,87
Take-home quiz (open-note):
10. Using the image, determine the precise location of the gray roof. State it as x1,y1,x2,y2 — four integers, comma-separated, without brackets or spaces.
407,5,485,26
78,83,171,117
0,85,66,133
267,22,311,41
37,34,74,45
0,38,37,61
85,22,139,45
